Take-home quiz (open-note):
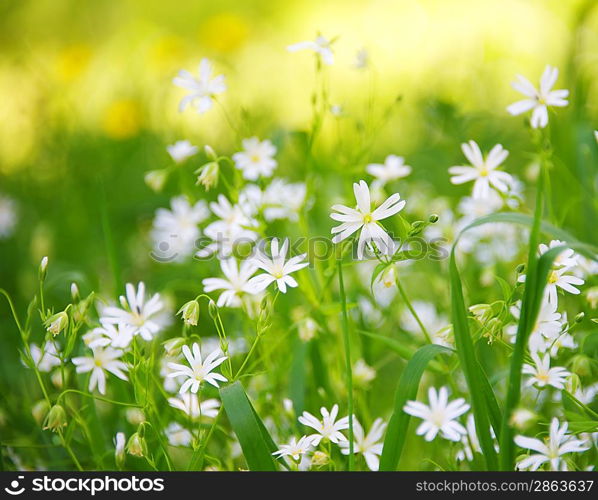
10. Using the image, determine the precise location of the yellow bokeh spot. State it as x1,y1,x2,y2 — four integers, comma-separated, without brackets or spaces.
55,44,92,82
149,35,185,73
102,99,141,139
199,13,249,53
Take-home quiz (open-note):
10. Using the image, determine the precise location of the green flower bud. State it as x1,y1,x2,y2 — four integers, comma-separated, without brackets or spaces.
39,256,49,282
570,354,592,378
428,214,439,223
177,299,200,326
196,161,219,190
43,404,67,432
126,432,146,457
144,169,168,192
208,300,218,319
44,311,69,337
163,337,186,357
469,303,493,323
70,282,80,302
565,374,581,394
574,312,585,323
311,451,329,467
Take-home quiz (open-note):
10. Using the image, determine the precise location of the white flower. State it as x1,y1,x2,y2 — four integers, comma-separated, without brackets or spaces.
339,418,386,471
246,238,308,294
167,140,198,163
29,342,61,372
262,179,307,222
101,282,166,341
515,418,588,471
72,347,128,395
168,393,220,419
202,258,258,307
86,322,136,350
273,435,314,462
354,47,369,69
353,359,376,386
449,141,512,199
366,155,412,185
287,35,334,65
507,65,569,128
173,58,226,114
401,301,452,347
151,196,209,261
539,240,578,269
232,137,277,180
509,300,562,353
165,422,192,447
299,404,349,446
523,352,570,390
198,195,259,258
114,432,126,465
403,386,470,442
167,343,227,393
540,267,584,306
0,195,17,238
330,180,405,259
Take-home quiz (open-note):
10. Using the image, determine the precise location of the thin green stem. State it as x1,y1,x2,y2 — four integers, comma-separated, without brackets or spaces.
394,276,432,344
337,260,354,470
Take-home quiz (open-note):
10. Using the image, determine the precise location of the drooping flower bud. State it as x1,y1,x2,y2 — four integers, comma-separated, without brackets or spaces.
43,404,68,432
45,311,69,337
177,299,200,326
126,432,146,457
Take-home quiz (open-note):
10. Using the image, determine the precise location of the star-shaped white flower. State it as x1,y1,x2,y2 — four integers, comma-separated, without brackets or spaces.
72,347,128,395
232,137,277,180
330,180,405,259
509,300,562,353
246,238,308,294
519,266,584,306
173,58,226,114
203,258,259,307
523,352,570,390
339,418,386,471
507,65,569,128
403,386,470,442
366,155,412,185
86,322,136,350
272,435,314,462
167,343,227,393
287,35,334,65
298,404,350,446
539,240,578,269
167,140,198,163
101,282,166,341
449,141,513,199
515,418,588,471
167,393,220,419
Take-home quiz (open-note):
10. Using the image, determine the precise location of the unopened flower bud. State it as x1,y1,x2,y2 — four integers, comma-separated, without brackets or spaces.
144,169,168,192
45,311,68,337
178,299,200,326
196,162,219,190
39,256,49,281
208,300,218,319
565,374,581,394
43,404,67,432
32,399,50,425
163,337,185,357
516,264,525,274
311,451,330,467
114,432,126,468
204,144,217,160
70,283,80,302
574,312,585,323
428,214,439,223
469,303,493,323
125,408,146,426
586,286,598,309
126,432,146,457
570,354,592,378
408,220,425,236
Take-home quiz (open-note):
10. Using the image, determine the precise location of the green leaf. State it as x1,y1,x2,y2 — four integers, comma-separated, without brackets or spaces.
220,381,278,471
450,251,499,470
379,344,452,471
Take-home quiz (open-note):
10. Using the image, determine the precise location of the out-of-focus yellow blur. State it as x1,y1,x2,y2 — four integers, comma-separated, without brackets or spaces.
0,0,596,172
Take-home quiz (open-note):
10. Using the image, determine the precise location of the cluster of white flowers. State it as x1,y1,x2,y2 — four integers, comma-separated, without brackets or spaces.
274,404,387,471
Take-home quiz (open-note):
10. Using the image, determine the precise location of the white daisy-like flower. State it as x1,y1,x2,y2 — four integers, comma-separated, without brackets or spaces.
86,322,136,350
72,347,128,395
167,393,220,419
366,155,412,186
151,196,209,261
0,195,17,238
339,418,386,471
515,418,588,471
166,140,198,163
165,422,192,447
449,141,512,199
507,65,569,129
202,258,258,307
537,267,584,306
523,352,570,390
272,435,314,462
232,137,277,180
298,404,350,446
330,180,405,259
173,58,226,114
287,35,334,65
539,240,578,269
101,282,166,341
246,238,308,294
29,342,61,373
509,300,562,353
197,195,259,258
262,179,307,222
167,343,227,393
403,386,470,442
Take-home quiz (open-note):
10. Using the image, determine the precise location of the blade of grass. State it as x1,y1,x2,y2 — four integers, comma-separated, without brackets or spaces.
220,381,278,471
379,344,452,471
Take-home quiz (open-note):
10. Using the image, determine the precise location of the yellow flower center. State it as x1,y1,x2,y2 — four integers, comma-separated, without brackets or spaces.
479,166,488,177
537,372,549,383
274,271,283,279
250,154,260,163
548,271,558,284
95,359,103,367
363,214,373,223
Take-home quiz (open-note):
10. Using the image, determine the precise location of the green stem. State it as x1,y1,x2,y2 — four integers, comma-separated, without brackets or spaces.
337,260,354,470
394,276,432,344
